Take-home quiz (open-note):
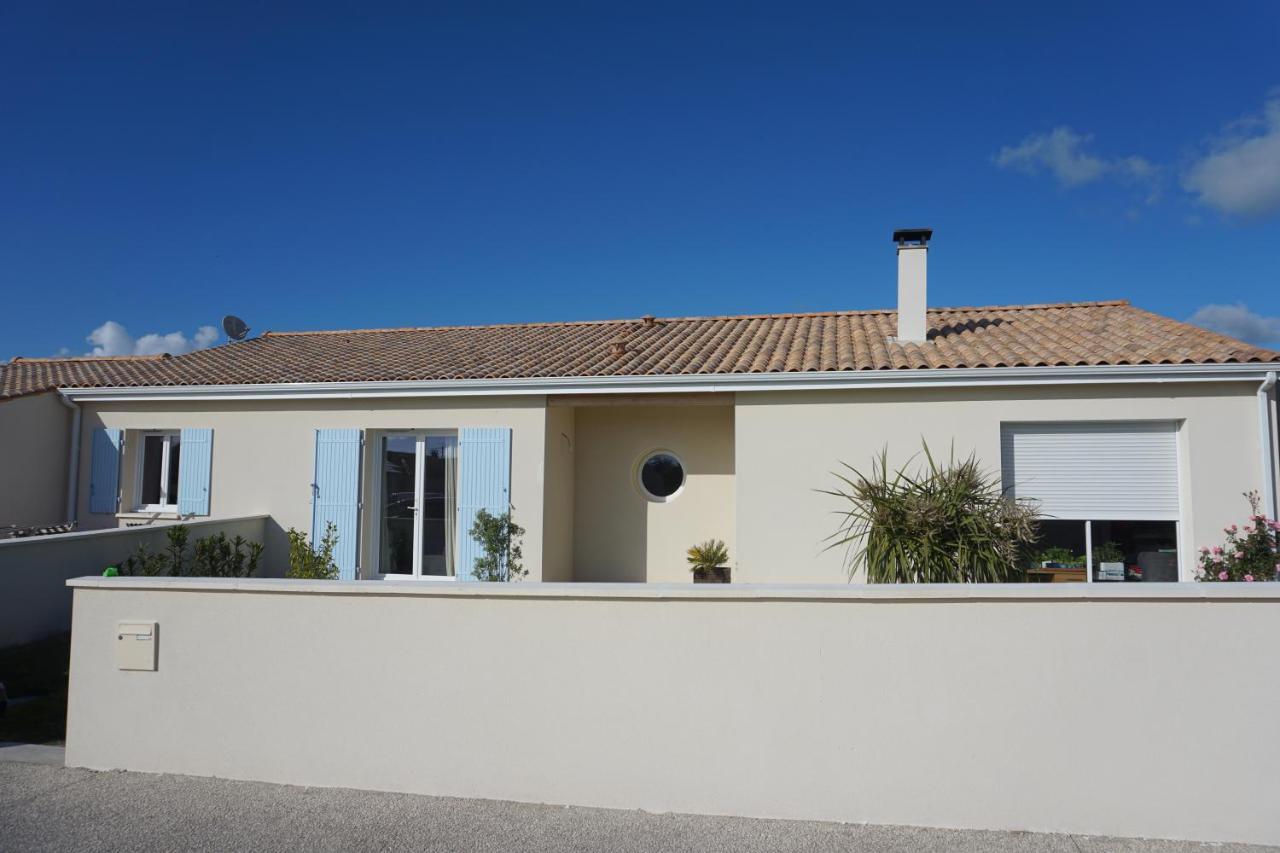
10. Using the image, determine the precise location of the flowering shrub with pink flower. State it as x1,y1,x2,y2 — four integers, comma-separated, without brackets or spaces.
1195,491,1279,582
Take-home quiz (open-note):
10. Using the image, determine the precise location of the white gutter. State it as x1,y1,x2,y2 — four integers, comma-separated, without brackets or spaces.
58,362,1278,402
57,393,81,524
1260,371,1278,521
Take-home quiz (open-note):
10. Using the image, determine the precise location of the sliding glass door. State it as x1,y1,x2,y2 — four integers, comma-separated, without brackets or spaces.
378,433,458,578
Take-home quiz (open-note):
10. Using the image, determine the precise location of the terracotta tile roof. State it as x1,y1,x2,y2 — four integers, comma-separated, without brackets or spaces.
0,355,179,400
6,301,1278,397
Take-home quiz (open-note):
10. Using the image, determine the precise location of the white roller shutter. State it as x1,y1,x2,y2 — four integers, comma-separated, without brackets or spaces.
1000,421,1180,520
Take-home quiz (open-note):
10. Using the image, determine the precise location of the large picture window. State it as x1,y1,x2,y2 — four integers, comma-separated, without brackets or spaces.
1034,519,1179,582
1002,421,1182,582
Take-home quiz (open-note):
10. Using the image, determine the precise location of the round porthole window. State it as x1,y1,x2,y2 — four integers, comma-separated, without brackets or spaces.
638,451,685,501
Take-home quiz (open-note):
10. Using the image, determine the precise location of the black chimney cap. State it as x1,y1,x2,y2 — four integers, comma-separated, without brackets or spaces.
892,228,933,244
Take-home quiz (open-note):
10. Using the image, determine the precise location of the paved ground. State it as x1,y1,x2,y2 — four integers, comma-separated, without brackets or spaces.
0,761,1273,853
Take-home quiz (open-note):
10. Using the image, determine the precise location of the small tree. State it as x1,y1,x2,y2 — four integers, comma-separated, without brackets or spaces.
469,509,526,581
822,441,1042,583
286,523,340,580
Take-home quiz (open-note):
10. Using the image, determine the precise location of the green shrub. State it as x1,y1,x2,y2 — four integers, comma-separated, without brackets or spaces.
119,541,170,577
822,441,1042,583
192,533,263,578
286,523,339,579
117,524,262,578
165,525,189,577
469,509,526,581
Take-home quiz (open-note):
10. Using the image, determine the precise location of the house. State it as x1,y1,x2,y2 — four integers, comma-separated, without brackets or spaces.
0,354,176,533
5,230,1279,583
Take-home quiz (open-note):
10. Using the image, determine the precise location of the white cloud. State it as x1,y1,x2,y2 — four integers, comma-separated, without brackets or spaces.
1183,93,1280,218
83,320,220,356
995,127,1161,202
996,127,1107,186
1187,303,1280,347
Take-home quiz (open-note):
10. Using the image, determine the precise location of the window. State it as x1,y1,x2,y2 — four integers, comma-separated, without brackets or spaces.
638,451,685,501
137,431,181,511
1034,519,1179,582
1002,421,1183,582
378,433,458,578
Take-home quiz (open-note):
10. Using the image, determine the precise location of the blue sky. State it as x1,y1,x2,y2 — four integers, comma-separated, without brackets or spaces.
3,1,1279,358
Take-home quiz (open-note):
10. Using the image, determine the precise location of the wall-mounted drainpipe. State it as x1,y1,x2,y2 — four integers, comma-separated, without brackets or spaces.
1260,371,1278,523
58,391,81,524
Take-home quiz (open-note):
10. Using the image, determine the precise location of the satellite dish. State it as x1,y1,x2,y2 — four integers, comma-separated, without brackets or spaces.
222,315,250,342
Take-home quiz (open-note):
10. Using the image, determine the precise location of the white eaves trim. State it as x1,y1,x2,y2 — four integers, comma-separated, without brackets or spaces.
58,362,1277,402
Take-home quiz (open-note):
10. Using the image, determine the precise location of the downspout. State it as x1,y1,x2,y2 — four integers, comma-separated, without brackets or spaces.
1260,371,1278,523
58,391,81,524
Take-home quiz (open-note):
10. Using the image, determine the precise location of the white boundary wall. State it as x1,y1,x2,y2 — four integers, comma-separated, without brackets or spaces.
0,516,266,647
65,579,1280,845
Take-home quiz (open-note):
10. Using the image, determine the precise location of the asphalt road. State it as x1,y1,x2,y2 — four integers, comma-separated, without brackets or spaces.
0,762,1273,853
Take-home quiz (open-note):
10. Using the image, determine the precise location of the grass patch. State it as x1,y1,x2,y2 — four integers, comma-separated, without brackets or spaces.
0,633,70,745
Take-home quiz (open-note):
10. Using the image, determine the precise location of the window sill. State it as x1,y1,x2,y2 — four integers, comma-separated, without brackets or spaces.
117,510,183,524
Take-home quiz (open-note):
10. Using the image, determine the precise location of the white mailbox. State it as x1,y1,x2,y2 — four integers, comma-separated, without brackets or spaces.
116,621,158,671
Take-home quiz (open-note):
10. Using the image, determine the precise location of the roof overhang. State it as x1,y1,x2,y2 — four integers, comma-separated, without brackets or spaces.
57,362,1279,402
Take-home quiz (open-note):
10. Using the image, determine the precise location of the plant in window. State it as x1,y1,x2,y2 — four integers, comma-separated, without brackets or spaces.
822,441,1042,583
286,523,340,580
1195,491,1279,582
686,539,731,583
1035,546,1084,568
1091,541,1125,564
469,509,526,582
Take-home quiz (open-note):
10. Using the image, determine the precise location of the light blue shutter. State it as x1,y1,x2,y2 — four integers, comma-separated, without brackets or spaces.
177,428,213,516
312,429,363,580
456,427,512,581
88,428,123,514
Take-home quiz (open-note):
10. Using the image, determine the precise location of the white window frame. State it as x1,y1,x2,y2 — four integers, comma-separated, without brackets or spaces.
636,449,686,503
1002,419,1187,582
372,430,459,581
135,430,181,512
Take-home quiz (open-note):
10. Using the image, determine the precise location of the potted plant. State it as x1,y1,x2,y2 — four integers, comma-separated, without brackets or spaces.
687,539,731,584
1036,546,1083,569
1092,541,1126,581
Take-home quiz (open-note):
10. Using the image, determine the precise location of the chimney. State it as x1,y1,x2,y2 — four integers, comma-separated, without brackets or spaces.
893,228,932,343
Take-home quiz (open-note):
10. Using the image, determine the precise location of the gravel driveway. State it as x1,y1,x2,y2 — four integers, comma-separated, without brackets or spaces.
0,762,1273,853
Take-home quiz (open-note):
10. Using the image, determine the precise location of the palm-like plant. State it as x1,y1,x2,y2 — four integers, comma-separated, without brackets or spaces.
822,442,1041,583
686,539,730,572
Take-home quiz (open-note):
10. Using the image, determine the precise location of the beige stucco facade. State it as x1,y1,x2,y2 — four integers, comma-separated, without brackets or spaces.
0,391,72,528
73,397,551,578
3,376,1266,584
571,403,736,582
736,382,1266,583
